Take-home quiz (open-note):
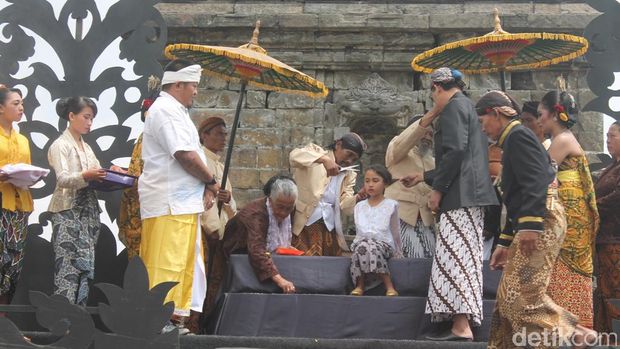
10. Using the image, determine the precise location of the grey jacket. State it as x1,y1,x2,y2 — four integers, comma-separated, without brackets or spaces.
424,91,498,212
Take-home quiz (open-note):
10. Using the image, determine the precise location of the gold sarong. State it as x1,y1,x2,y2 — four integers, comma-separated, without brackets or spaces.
140,214,199,315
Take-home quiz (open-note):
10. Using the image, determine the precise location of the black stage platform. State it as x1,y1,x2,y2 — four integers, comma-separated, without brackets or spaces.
209,255,503,342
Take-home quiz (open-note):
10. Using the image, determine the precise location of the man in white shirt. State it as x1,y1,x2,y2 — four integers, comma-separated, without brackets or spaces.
139,59,219,333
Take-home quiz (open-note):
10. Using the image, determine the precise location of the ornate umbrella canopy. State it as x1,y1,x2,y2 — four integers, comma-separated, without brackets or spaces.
165,21,328,98
411,9,589,75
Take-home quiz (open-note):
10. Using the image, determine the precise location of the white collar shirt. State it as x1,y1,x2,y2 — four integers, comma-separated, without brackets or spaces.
138,91,206,218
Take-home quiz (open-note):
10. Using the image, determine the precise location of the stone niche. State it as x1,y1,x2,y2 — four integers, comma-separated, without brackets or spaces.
329,73,415,169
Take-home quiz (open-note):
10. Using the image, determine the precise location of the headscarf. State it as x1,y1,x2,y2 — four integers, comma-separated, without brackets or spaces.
198,116,226,135
475,90,521,118
339,132,367,157
430,67,464,84
161,64,202,85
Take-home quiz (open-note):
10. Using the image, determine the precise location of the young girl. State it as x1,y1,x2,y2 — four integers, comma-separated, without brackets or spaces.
350,165,402,296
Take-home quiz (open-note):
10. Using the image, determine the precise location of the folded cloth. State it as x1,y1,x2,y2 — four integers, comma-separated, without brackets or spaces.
88,169,137,192
0,163,50,188
275,247,305,256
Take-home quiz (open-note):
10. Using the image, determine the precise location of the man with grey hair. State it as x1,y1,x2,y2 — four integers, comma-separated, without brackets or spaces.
222,175,299,294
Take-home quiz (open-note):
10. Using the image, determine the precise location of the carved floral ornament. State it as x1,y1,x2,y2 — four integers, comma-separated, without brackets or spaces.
335,73,413,134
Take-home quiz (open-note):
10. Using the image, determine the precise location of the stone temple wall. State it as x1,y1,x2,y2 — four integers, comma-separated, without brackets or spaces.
157,0,601,206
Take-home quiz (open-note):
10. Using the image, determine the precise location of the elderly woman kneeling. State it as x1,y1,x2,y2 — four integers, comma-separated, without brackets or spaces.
222,175,299,293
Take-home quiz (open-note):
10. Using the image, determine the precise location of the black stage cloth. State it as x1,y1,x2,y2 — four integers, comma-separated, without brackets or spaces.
223,255,501,299
214,293,496,341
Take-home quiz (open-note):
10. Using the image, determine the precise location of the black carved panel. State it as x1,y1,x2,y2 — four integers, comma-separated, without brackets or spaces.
583,0,620,121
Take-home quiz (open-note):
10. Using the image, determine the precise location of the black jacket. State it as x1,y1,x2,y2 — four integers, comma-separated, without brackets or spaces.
497,121,555,247
424,91,498,212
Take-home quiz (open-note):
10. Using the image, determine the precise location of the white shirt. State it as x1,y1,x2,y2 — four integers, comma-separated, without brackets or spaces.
306,174,341,230
139,91,206,218
353,198,402,251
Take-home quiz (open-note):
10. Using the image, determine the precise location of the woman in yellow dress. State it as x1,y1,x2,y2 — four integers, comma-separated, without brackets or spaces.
538,90,599,329
0,87,34,308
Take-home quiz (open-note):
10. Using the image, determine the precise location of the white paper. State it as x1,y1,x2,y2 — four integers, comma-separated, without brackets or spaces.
1,163,50,189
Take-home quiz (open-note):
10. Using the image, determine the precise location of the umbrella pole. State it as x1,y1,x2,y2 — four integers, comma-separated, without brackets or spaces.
499,70,506,91
218,80,246,208
206,81,246,291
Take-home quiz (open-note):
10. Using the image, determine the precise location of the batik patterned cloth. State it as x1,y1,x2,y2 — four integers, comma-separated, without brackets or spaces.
547,155,599,328
51,188,101,306
292,219,342,257
594,244,620,334
0,209,29,296
400,219,435,258
118,134,143,259
488,191,579,348
350,238,394,284
425,206,484,326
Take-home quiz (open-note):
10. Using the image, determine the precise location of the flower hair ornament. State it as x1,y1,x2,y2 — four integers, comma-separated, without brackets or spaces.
554,104,569,122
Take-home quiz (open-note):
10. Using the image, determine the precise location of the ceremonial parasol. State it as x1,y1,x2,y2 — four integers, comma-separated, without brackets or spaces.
411,9,589,91
165,20,327,198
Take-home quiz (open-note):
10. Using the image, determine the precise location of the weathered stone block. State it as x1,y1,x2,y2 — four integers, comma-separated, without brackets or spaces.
524,14,597,31
534,3,560,14
430,13,494,30
232,189,263,207
506,90,533,105
464,3,533,14
560,3,599,14
387,4,463,15
239,109,276,128
268,51,304,66
237,128,281,147
276,109,321,127
231,148,257,168
216,90,241,109
193,90,219,108
156,2,234,15
276,14,319,28
229,168,259,189
234,2,304,15
246,91,267,109
289,127,316,146
366,14,429,30
437,32,481,46
334,71,372,90
304,3,388,15
258,148,283,168
315,32,384,47
318,14,367,29
268,93,319,109
201,75,229,90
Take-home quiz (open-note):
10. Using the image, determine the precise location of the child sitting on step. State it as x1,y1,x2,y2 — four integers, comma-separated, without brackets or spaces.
350,165,403,296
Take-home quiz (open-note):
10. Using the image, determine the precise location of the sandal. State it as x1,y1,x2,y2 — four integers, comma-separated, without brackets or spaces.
350,287,363,296
386,289,399,297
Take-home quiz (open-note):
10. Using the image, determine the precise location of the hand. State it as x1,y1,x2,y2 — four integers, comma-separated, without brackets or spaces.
401,173,424,188
320,155,340,177
217,189,231,204
355,187,369,202
427,190,442,213
489,246,509,270
273,274,296,294
207,181,220,195
83,168,106,182
517,230,539,257
419,109,441,128
0,171,8,182
110,165,127,174
204,189,215,210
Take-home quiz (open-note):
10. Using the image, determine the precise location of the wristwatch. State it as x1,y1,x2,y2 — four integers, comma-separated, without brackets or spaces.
205,177,217,186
